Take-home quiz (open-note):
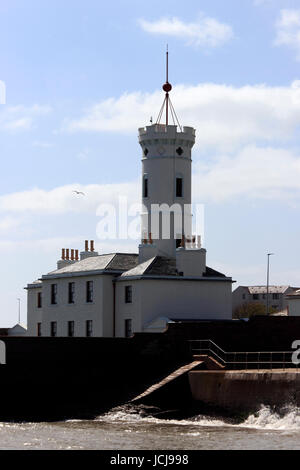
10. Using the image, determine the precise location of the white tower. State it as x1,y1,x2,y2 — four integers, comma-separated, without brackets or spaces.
138,50,197,262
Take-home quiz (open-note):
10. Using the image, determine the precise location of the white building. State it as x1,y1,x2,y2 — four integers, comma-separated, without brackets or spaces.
26,64,233,337
233,285,300,315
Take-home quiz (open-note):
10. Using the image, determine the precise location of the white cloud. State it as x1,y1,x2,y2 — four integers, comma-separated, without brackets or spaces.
193,145,300,203
275,9,300,60
0,144,299,218
0,216,21,233
63,81,300,151
0,182,139,214
0,105,52,132
138,14,233,48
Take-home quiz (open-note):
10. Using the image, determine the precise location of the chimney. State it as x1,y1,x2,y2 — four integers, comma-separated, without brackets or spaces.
80,240,99,260
75,249,79,261
57,247,77,270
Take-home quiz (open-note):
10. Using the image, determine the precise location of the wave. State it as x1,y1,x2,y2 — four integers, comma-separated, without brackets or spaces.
97,404,300,431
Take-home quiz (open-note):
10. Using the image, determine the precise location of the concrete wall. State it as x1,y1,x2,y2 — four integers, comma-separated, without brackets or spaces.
115,278,232,337
189,370,300,413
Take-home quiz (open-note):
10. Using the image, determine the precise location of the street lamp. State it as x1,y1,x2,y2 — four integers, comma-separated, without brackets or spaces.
266,253,274,315
17,298,21,324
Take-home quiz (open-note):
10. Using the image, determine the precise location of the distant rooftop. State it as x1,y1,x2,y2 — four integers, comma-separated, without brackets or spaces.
245,286,297,294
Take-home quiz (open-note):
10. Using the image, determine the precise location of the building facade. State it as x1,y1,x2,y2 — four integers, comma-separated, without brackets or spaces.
232,285,300,315
26,66,234,337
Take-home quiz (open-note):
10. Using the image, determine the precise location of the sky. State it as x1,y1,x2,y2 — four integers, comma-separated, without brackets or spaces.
1,0,300,326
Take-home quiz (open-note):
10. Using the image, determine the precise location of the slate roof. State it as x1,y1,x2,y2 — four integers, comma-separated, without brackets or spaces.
247,286,292,294
121,256,227,278
43,253,139,278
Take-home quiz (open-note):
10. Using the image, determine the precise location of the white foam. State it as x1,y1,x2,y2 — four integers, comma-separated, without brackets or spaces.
98,405,300,432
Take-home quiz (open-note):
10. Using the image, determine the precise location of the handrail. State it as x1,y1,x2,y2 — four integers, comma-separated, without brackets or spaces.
188,339,297,370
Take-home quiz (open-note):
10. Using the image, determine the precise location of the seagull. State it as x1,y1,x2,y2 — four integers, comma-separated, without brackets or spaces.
73,190,86,196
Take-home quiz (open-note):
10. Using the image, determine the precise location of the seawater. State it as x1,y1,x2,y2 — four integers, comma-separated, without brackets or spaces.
0,405,300,450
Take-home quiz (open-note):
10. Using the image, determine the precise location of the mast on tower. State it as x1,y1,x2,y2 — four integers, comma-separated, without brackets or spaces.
156,47,182,130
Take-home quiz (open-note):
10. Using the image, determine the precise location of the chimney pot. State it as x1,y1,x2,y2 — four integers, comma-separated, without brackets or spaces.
66,249,70,260
71,249,74,261
62,248,65,260
85,240,89,252
90,240,95,252
75,249,79,261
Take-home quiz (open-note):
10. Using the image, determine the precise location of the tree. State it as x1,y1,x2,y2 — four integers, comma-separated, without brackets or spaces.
233,302,268,319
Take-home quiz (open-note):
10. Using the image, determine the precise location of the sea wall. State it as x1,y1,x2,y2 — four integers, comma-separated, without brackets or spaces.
188,370,300,413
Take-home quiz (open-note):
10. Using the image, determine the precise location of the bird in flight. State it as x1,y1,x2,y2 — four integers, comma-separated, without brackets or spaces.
73,190,86,196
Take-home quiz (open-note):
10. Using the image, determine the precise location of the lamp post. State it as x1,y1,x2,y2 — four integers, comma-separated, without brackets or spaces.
17,298,20,324
266,253,274,315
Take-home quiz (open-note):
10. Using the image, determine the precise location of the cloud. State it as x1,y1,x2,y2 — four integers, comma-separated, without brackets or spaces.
138,14,233,48
0,104,52,132
0,182,139,214
275,9,300,60
0,144,299,218
193,145,300,203
63,81,300,151
0,216,21,233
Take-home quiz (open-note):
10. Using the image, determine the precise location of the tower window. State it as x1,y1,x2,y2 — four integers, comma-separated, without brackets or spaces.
37,322,42,337
37,292,42,309
86,281,94,303
51,284,57,305
176,177,183,198
68,282,75,304
176,147,184,156
144,148,149,156
143,176,148,198
125,286,132,303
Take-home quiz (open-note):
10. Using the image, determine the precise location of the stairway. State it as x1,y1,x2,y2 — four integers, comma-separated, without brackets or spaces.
131,360,203,403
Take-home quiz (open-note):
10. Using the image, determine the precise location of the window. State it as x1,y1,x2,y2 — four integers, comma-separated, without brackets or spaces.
176,177,183,197
176,147,183,156
51,284,57,305
68,282,75,304
86,320,93,337
50,321,57,337
125,286,132,303
262,294,266,299
68,321,75,337
37,292,42,309
143,175,148,198
253,294,259,300
86,281,94,303
125,319,133,338
242,294,246,300
272,293,279,300
37,323,42,337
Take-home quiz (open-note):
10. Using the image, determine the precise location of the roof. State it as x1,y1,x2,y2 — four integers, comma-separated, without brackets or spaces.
247,286,292,294
42,253,139,279
286,289,300,298
121,256,228,279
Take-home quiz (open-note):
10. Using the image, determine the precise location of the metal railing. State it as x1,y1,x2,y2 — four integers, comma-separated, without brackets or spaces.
189,339,299,371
